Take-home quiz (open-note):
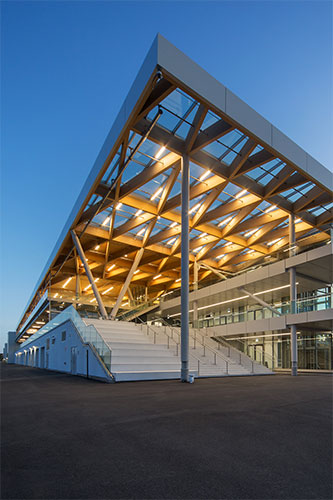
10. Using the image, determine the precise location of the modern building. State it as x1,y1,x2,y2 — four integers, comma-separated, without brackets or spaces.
6,35,333,382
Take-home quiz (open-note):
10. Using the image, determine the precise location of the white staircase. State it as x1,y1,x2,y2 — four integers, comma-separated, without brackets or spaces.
83,319,271,381
83,319,189,382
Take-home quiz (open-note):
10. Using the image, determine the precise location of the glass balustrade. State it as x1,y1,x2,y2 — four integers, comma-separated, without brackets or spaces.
19,306,111,371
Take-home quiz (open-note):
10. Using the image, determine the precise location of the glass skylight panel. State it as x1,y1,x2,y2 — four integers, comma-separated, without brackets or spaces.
201,109,221,129
161,89,196,118
249,144,264,156
101,149,121,185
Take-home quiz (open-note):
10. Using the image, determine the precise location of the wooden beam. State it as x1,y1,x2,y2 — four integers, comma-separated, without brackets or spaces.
190,119,234,153
185,103,208,153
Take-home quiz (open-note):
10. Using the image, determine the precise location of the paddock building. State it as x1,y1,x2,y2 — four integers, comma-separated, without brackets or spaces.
5,35,333,382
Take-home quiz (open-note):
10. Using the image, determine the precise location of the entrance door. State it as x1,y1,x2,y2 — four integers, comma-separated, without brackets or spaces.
71,347,78,374
40,347,45,368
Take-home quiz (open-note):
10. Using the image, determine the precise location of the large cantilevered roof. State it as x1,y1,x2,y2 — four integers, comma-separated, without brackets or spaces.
17,34,333,333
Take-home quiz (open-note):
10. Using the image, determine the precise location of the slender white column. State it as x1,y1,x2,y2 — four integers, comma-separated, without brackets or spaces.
181,154,190,382
193,259,199,328
288,214,297,376
110,248,144,319
71,230,108,320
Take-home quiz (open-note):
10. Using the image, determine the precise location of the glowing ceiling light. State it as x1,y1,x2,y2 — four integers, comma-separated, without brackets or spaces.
247,249,255,254
175,278,181,282
84,278,99,291
153,274,162,280
267,237,282,246
107,264,115,272
218,216,232,227
216,254,226,259
199,170,211,182
265,205,277,213
295,218,301,223
155,145,166,159
189,202,201,214
122,301,129,307
235,189,247,199
134,270,140,274
167,237,177,245
224,241,232,247
193,246,203,253
244,228,258,238
54,293,59,298
170,221,177,228
62,277,73,288
90,298,96,303
95,245,100,250
102,216,110,226
36,321,45,325
116,203,122,210
201,233,207,238
135,209,143,217
150,186,163,201
102,286,114,295
137,227,146,237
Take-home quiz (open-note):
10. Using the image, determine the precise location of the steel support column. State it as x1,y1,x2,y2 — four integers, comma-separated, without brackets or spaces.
70,230,108,319
288,214,297,376
181,154,190,382
193,259,198,328
110,248,144,320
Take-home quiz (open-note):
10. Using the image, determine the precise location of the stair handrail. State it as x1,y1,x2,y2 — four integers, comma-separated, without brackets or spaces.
213,332,276,368
150,318,230,374
136,317,205,376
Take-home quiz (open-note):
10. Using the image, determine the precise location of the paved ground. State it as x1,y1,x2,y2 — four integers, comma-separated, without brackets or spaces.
1,364,332,500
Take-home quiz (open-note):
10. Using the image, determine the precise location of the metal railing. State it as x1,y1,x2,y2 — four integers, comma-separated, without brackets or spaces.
149,318,230,374
136,317,205,376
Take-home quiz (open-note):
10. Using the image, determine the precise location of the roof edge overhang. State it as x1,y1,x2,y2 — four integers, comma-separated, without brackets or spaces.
16,33,332,331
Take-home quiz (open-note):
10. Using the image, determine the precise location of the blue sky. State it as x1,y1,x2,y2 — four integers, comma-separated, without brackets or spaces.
1,0,332,347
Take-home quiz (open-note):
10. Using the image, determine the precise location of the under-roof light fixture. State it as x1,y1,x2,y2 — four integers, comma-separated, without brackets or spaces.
216,254,226,259
135,209,143,217
218,216,232,227
54,293,59,298
265,205,277,213
116,203,122,210
247,249,255,254
267,237,282,246
102,286,114,295
62,277,73,289
153,274,162,280
137,227,146,237
235,189,247,199
107,264,115,272
193,245,203,253
199,170,211,182
102,216,110,226
295,218,301,223
150,186,163,201
170,221,177,228
167,237,177,246
244,228,259,238
189,202,201,215
134,270,140,274
224,241,233,247
95,245,100,250
90,298,96,303
155,145,166,159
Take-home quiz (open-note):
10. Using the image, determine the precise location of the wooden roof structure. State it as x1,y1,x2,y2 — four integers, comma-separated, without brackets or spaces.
17,35,333,336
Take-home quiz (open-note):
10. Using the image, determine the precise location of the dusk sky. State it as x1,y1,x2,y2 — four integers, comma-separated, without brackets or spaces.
1,0,332,347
